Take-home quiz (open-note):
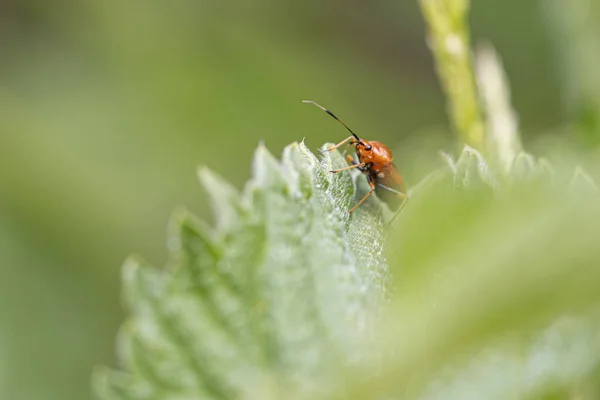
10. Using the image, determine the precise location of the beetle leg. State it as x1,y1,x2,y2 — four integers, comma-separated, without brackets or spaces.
349,180,376,214
320,135,356,154
388,198,409,225
347,156,370,172
378,183,409,224
377,183,408,199
330,162,366,174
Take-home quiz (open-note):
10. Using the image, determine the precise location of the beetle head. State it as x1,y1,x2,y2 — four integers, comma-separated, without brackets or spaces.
355,140,393,164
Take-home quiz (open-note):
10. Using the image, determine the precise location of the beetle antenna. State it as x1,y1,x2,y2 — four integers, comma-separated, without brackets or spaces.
302,100,361,142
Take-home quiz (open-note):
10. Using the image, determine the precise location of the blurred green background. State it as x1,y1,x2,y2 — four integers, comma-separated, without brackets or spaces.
0,1,572,399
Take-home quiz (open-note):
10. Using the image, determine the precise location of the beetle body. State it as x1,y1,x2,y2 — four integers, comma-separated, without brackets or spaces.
303,100,408,214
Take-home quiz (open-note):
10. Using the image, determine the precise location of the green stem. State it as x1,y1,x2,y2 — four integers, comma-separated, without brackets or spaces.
419,0,485,152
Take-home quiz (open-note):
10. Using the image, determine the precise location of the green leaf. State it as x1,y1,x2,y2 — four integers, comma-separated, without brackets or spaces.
94,142,388,400
352,163,600,400
96,139,600,400
510,152,538,182
418,315,600,400
453,146,498,190
568,166,600,195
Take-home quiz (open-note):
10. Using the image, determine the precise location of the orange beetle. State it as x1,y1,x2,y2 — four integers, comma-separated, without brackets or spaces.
303,100,408,214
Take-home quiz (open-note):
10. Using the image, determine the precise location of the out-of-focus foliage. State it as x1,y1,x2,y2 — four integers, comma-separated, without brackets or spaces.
475,43,522,173
374,148,600,399
547,0,600,148
1,0,599,399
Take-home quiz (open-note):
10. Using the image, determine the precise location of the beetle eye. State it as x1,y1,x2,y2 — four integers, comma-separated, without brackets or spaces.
365,145,372,151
